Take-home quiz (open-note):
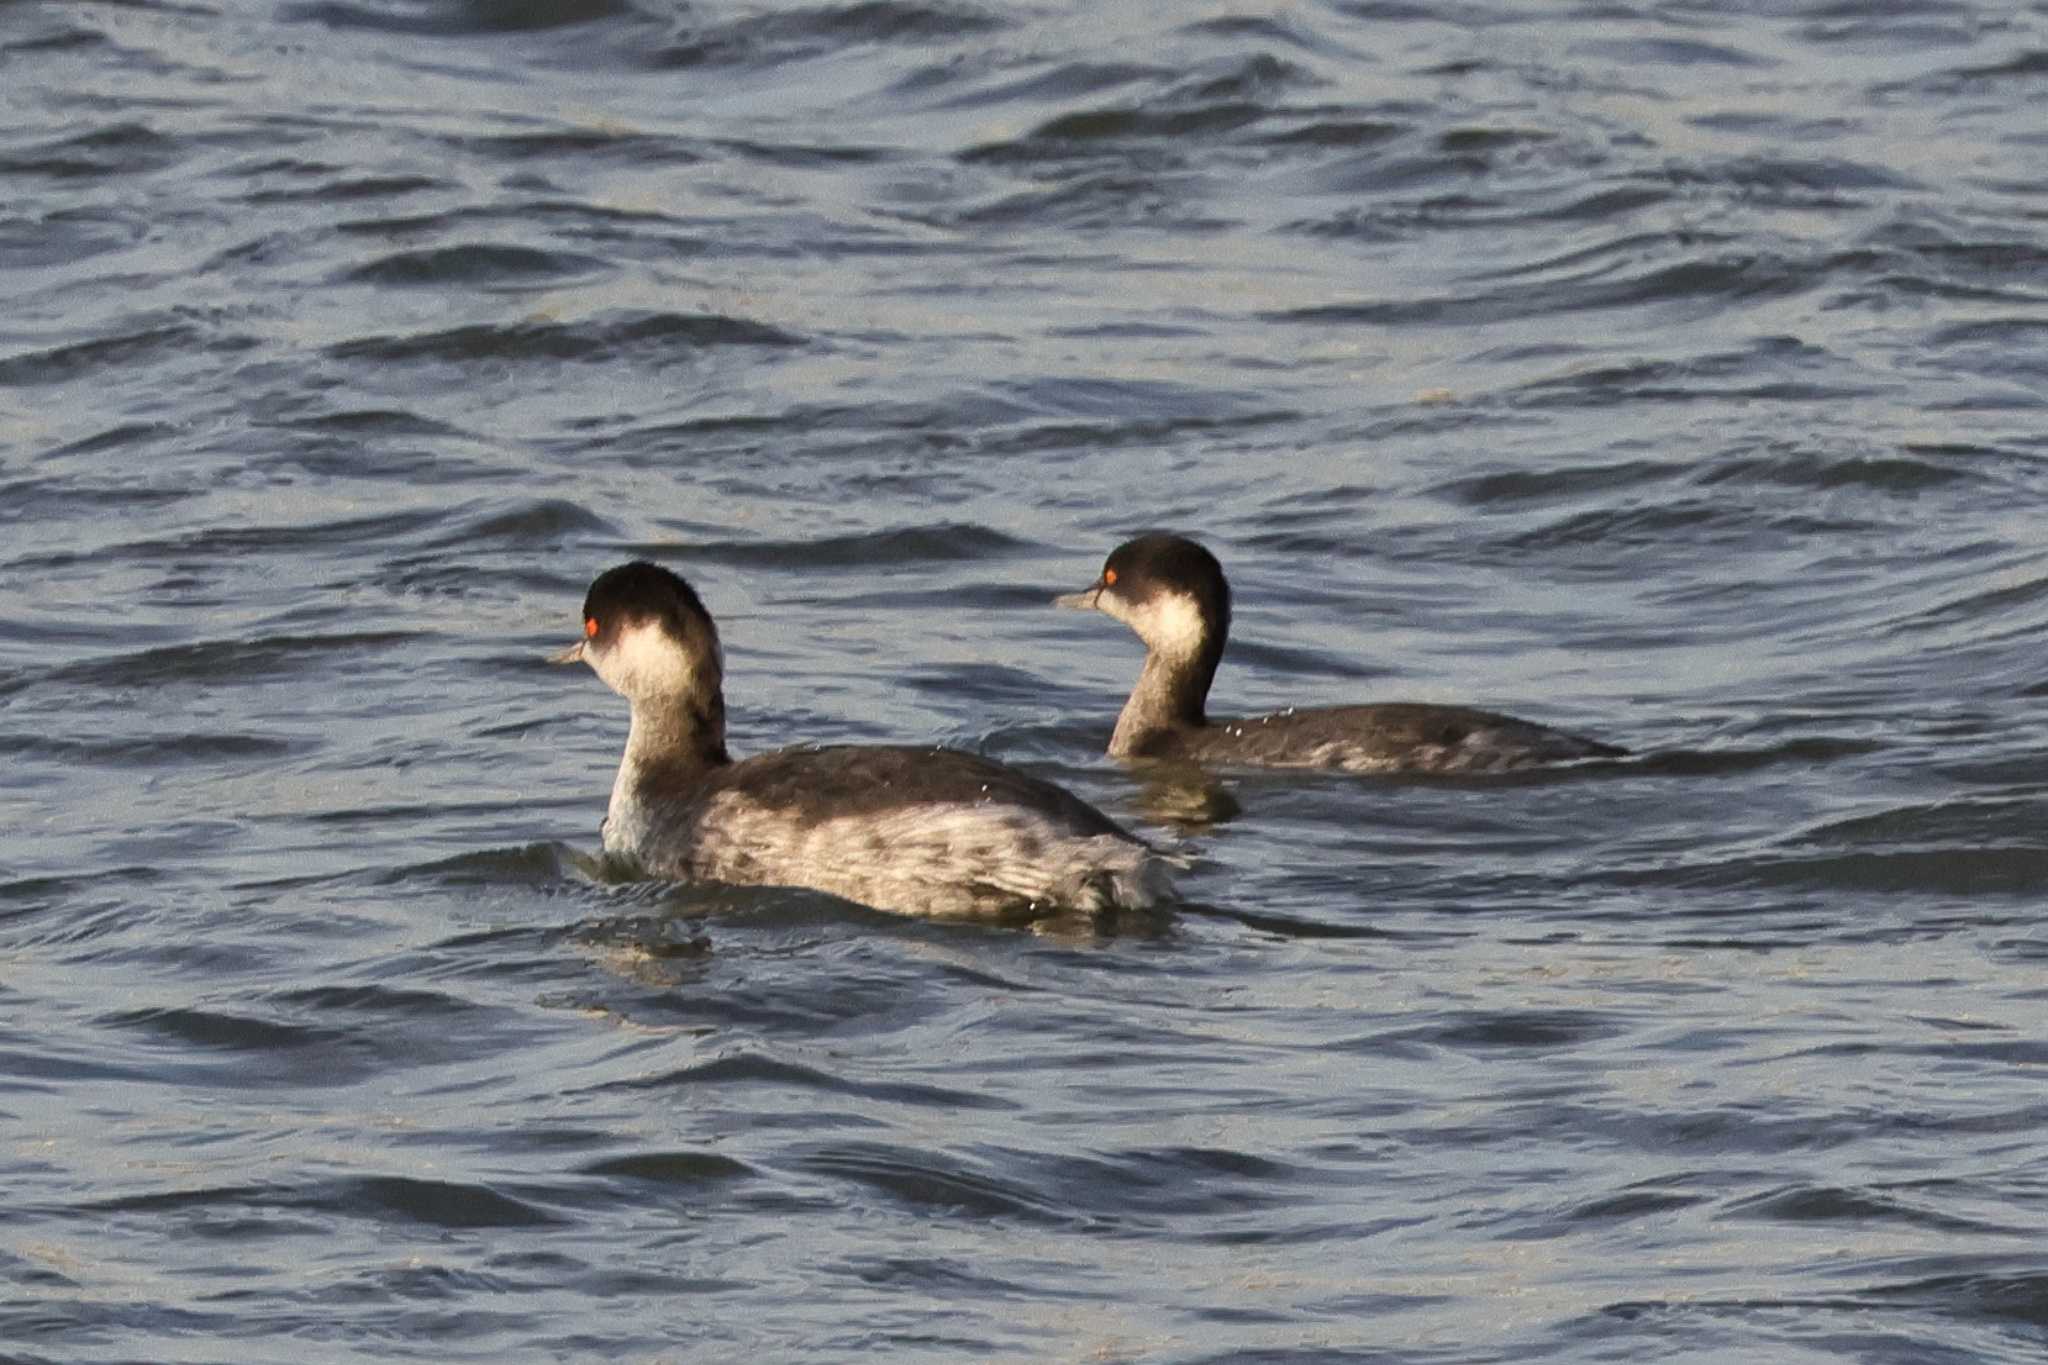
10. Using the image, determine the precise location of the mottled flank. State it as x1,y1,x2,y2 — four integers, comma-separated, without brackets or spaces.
563,562,1174,918
610,746,1170,918
1131,702,1622,773
1061,533,1622,772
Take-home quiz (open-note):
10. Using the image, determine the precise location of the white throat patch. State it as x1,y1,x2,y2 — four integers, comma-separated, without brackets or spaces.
1103,590,1208,659
590,617,712,701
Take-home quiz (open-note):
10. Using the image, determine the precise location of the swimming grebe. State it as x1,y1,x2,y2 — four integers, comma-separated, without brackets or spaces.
1055,533,1622,773
553,561,1174,918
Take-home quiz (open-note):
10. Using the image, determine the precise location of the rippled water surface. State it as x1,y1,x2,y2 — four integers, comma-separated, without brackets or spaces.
8,0,2048,1359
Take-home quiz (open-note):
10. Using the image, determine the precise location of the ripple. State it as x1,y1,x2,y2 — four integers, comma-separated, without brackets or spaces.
272,982,508,1016
276,407,467,437
1268,250,1822,328
1883,49,2048,96
9,506,452,569
633,522,1030,570
961,55,1316,162
1728,1183,2027,1236
995,1142,1324,1222
341,243,612,289
792,1141,1065,1224
0,475,197,527
327,311,803,365
442,126,706,167
911,59,1166,113
1697,449,1973,494
0,207,145,269
646,1,1010,71
1574,36,1774,68
1791,798,2048,849
1565,1187,1705,1225
951,170,1233,231
100,1005,346,1054
1372,1008,1627,1053
577,1151,757,1184
282,0,634,35
1882,570,2048,637
0,122,183,180
96,1177,566,1229
1864,1267,2048,1326
1,23,109,58
240,171,448,205
0,325,208,388
0,732,296,766
1508,337,1879,410
424,497,613,548
1432,458,1680,507
1625,848,2048,899
589,1051,1019,1113
49,632,421,690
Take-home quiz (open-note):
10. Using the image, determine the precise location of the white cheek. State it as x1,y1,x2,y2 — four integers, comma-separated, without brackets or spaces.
593,620,702,696
1119,592,1206,656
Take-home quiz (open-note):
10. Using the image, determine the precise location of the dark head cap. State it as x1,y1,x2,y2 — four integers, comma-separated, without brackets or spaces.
579,561,721,657
1101,533,1230,628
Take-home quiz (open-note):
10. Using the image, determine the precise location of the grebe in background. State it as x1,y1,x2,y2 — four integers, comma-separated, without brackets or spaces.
1056,533,1623,774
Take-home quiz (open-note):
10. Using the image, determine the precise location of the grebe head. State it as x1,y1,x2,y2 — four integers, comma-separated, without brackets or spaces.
1055,532,1230,660
550,560,724,704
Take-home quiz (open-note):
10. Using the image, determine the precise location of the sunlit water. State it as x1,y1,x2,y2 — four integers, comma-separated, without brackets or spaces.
6,0,2048,1359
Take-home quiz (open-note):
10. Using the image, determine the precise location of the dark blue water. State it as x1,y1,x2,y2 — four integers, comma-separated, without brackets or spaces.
7,0,2048,1358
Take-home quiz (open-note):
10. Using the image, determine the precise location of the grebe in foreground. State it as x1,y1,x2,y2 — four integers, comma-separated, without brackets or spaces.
1056,533,1623,774
553,562,1174,919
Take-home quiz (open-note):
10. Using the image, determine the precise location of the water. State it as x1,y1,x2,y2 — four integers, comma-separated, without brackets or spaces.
6,0,2048,1358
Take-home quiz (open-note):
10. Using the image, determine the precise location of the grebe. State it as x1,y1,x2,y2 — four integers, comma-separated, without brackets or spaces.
1056,533,1622,773
555,561,1174,918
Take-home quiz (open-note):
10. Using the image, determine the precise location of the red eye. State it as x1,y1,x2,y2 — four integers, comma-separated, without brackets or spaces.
584,617,599,639
1103,568,1118,586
